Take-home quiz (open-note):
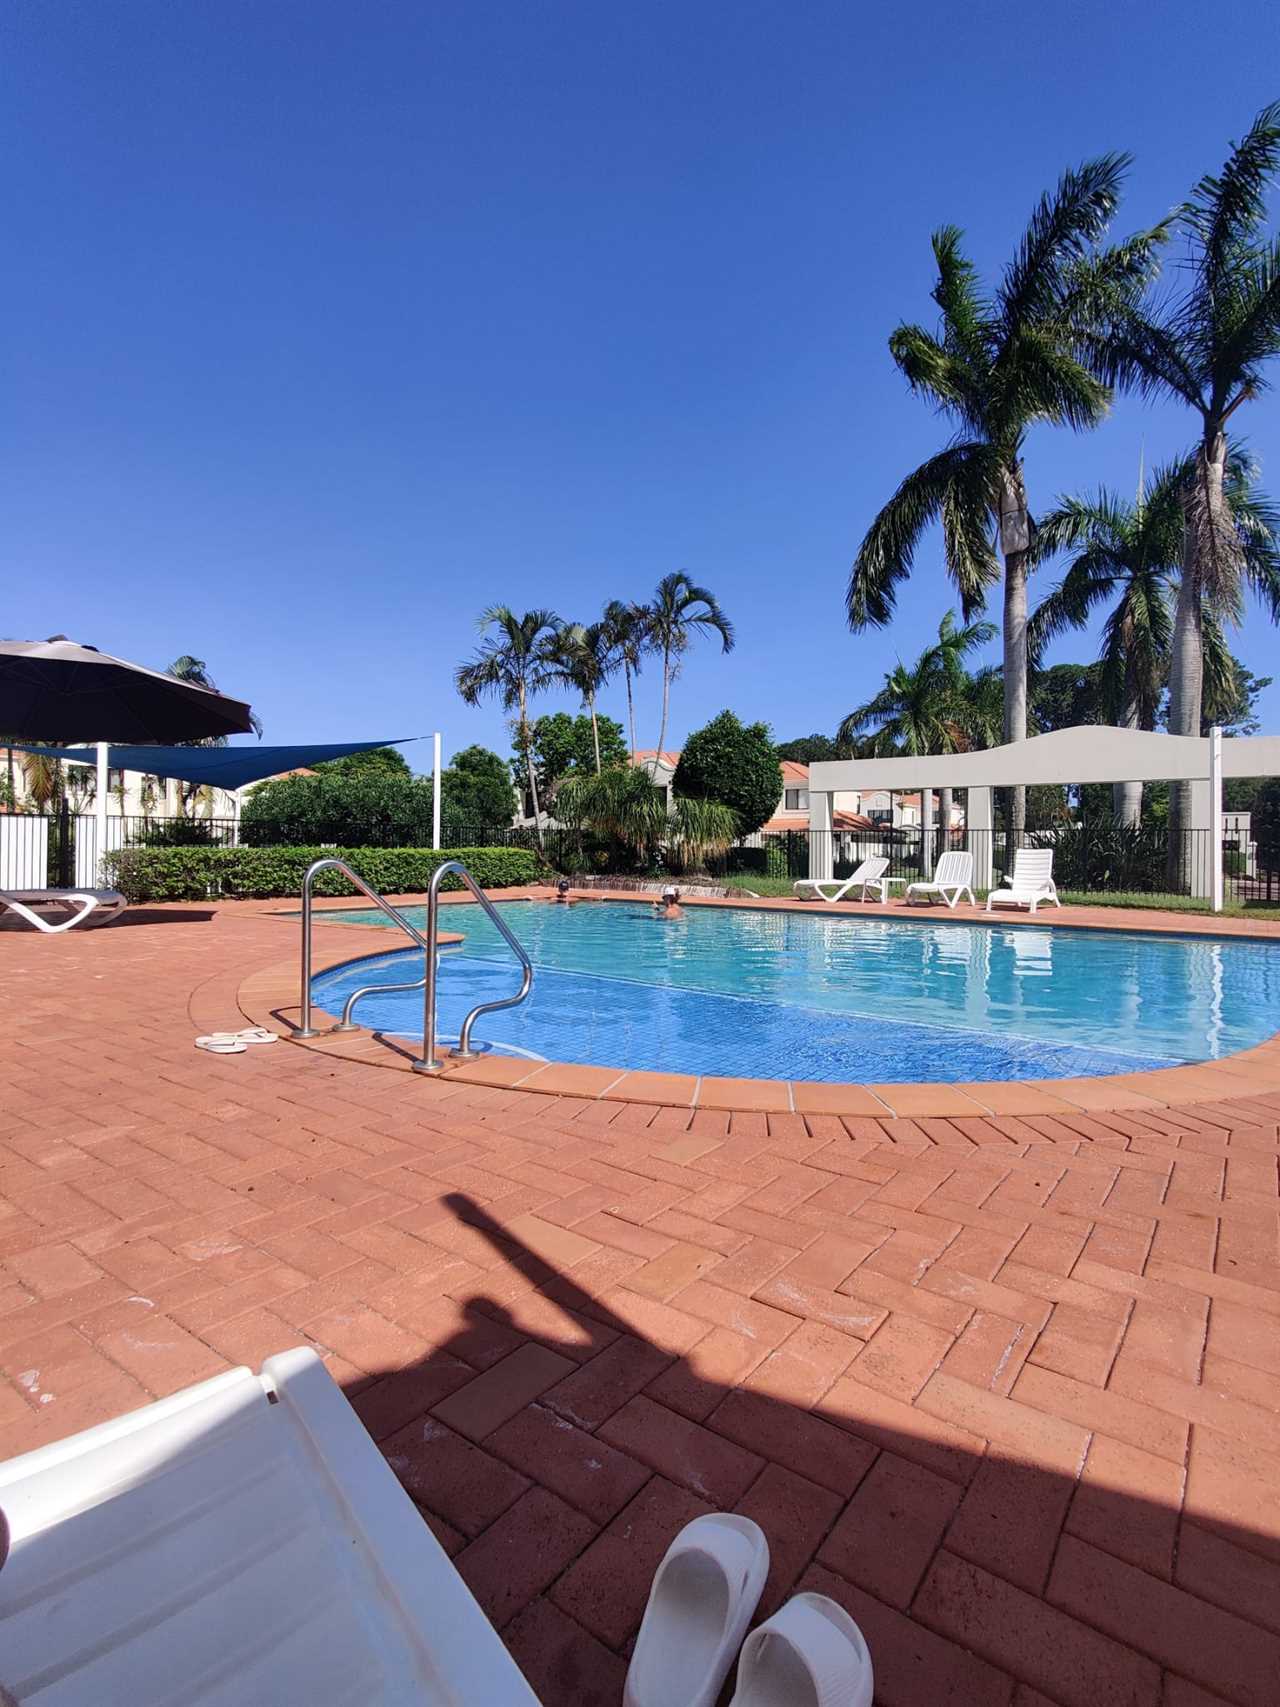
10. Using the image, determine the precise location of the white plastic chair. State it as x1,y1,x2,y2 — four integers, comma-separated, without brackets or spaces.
792,856,890,903
986,846,1061,914
0,887,126,933
0,1348,541,1705
904,849,975,909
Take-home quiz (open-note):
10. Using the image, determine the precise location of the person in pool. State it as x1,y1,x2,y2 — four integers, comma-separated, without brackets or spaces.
553,879,575,904
654,885,684,919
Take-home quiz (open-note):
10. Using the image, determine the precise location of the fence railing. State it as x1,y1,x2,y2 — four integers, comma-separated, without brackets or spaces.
0,809,1270,909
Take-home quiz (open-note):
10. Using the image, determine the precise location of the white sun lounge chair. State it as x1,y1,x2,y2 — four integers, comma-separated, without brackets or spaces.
904,849,975,909
986,846,1061,914
0,1348,542,1706
0,887,126,933
792,856,890,904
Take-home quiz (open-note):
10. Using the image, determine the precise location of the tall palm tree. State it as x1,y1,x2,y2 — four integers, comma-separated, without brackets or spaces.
601,599,651,762
455,607,561,829
1087,103,1280,846
848,157,1156,837
543,620,612,772
646,573,734,770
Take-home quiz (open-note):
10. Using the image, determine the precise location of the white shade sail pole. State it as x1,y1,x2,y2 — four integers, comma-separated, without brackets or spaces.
432,733,442,851
1209,724,1223,914
95,741,109,884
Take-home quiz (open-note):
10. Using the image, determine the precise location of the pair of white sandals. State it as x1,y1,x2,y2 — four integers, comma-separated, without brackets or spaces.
625,1515,873,1707
194,1027,278,1055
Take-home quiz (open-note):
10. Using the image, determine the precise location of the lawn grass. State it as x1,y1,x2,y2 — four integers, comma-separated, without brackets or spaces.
726,873,1280,921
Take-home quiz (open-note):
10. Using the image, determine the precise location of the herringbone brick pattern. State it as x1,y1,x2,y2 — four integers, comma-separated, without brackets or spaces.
1,902,1279,1706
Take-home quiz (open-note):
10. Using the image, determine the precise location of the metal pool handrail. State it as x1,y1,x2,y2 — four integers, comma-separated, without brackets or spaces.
290,856,533,1075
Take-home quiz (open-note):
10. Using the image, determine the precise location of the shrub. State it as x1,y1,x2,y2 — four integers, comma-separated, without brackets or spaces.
673,711,782,838
129,817,220,848
102,844,542,903
241,773,436,846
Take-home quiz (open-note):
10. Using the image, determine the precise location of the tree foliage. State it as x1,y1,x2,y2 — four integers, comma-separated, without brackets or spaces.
1253,778,1280,877
442,745,515,826
313,747,412,780
673,711,781,837
518,713,627,801
775,734,846,763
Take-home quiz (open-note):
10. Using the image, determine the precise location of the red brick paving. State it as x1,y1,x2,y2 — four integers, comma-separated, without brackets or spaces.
1,899,1279,1704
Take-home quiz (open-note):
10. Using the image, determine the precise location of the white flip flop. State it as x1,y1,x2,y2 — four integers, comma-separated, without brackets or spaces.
194,1036,247,1054
730,1592,873,1707
195,1028,278,1047
624,1514,769,1707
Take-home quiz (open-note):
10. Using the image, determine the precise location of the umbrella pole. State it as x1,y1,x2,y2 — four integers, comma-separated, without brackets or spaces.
95,742,109,886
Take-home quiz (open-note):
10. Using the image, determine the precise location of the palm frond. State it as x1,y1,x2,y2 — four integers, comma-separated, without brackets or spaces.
849,440,998,628
1181,102,1280,293
996,154,1130,334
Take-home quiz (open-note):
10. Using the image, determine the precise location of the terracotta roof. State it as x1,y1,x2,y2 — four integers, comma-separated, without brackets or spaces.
833,810,876,830
779,760,809,782
629,750,681,768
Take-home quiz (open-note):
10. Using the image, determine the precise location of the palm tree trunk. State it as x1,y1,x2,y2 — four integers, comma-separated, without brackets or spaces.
1166,438,1219,885
1113,696,1143,828
623,664,637,763
654,646,672,776
939,786,954,851
518,685,544,844
588,693,601,774
999,470,1031,848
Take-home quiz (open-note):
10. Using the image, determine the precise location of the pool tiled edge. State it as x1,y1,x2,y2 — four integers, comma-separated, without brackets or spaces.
238,887,1280,1120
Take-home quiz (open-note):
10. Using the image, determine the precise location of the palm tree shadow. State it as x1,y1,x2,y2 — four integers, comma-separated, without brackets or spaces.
340,1192,1277,1707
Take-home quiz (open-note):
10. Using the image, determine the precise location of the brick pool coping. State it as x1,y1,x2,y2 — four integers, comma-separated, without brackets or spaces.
238,886,1280,1121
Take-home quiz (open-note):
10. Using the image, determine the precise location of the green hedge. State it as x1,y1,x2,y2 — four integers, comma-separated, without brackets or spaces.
102,844,542,902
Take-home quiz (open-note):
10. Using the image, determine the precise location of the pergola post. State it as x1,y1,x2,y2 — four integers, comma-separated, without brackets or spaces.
920,786,935,879
808,790,834,883
966,786,994,891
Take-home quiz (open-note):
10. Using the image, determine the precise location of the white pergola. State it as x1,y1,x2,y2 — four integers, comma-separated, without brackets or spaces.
808,725,1280,912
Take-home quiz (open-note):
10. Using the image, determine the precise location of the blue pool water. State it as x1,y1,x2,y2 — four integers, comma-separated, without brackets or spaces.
307,900,1280,1083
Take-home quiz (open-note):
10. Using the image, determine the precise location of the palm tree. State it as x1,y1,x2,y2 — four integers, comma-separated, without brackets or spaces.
848,157,1157,838
22,747,62,812
167,655,264,817
1087,103,1280,848
543,621,612,772
838,612,995,758
1032,462,1179,825
839,613,994,869
1033,456,1279,829
646,573,734,770
556,766,737,872
601,599,651,762
455,607,561,830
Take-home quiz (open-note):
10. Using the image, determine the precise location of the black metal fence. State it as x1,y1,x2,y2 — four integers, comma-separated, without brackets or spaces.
1,808,1271,908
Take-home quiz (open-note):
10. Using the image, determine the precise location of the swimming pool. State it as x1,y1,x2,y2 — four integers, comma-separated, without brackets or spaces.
307,900,1280,1084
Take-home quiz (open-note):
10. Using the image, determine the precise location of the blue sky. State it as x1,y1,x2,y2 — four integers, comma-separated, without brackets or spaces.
3,1,1278,772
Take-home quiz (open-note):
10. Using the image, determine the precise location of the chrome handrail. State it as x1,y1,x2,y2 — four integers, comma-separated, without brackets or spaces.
292,858,431,1039
417,859,533,1073
291,855,533,1076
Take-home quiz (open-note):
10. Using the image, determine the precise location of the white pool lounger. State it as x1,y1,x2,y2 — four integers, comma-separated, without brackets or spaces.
0,1348,541,1706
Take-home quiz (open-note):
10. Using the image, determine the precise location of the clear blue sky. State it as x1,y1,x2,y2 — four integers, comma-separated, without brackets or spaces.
4,1,1277,770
